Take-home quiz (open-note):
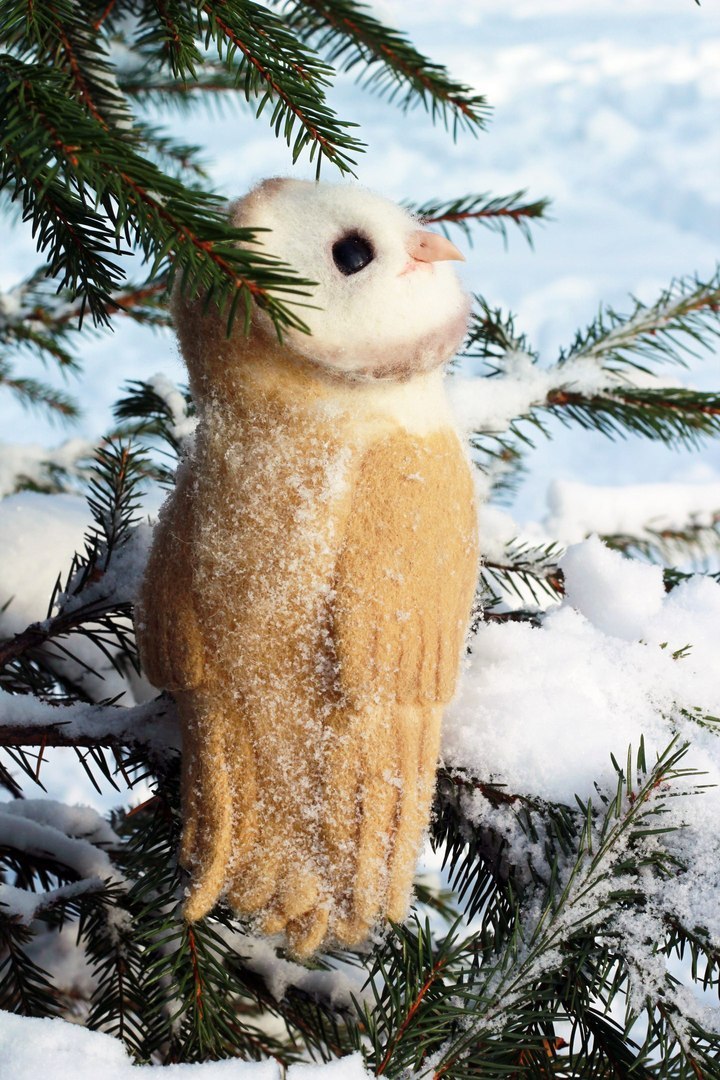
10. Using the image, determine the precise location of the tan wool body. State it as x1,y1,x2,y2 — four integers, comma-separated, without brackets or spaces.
136,180,479,956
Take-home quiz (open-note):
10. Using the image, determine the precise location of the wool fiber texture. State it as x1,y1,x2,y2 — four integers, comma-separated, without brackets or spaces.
136,179,479,956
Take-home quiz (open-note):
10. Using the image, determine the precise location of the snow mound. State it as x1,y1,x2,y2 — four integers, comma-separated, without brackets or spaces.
444,537,720,952
0,1011,371,1079
446,537,720,800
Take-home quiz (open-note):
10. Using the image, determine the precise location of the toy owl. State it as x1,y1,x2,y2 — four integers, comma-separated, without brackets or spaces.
136,179,479,957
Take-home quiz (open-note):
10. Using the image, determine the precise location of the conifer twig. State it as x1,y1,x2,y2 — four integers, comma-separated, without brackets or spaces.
275,0,490,134
0,696,179,753
407,191,550,246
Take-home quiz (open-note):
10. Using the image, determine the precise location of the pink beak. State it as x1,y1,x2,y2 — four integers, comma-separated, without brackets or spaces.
400,230,464,275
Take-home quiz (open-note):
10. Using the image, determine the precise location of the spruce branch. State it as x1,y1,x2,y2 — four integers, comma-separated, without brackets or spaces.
274,0,490,136
128,0,364,173
664,567,720,592
423,741,710,1078
0,270,170,391
471,433,528,504
3,0,132,129
82,886,148,1056
559,269,720,376
112,377,194,462
115,788,298,1064
461,297,537,364
133,122,210,187
459,280,720,452
0,695,178,755
406,190,550,247
0,360,79,422
547,385,720,449
199,0,364,175
0,440,151,740
0,917,60,1016
1,57,317,332
603,512,720,565
480,540,565,607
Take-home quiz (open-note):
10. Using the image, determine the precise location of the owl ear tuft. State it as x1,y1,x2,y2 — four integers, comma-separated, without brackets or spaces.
228,178,287,230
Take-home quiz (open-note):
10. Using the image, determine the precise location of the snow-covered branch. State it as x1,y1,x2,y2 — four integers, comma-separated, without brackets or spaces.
0,691,179,752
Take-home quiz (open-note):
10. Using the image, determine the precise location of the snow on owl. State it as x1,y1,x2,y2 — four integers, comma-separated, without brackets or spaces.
136,178,479,957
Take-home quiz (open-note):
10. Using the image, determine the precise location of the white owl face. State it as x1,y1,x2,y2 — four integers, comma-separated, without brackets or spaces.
231,179,470,379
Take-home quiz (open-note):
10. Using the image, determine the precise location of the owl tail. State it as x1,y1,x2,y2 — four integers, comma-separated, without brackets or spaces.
326,702,443,947
177,693,233,923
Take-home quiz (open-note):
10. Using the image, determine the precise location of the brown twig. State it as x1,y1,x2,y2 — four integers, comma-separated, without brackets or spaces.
376,958,448,1075
0,698,180,754
424,206,540,226
300,0,480,122
547,389,720,416
93,0,117,32
203,4,337,159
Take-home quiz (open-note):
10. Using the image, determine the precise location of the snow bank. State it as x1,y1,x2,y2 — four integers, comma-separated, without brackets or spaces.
287,1057,371,1078
0,1011,277,1078
0,1012,371,1079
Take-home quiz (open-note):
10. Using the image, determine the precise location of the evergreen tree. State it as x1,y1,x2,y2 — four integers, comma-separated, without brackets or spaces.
1,3,719,1076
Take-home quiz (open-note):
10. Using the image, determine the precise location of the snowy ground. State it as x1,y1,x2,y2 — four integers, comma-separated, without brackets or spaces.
1,1,719,1074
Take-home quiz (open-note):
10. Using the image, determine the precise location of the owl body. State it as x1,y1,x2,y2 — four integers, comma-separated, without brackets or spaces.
137,180,479,955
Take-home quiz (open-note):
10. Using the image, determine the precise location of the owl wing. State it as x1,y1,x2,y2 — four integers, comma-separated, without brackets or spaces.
332,429,478,706
135,469,204,691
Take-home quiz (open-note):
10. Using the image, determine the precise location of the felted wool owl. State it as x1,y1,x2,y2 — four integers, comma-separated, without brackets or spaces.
135,178,479,957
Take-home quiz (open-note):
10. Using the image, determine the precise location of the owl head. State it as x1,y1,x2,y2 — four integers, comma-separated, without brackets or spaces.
174,178,469,395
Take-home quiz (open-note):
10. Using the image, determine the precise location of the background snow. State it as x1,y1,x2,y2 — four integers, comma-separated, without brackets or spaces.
0,493,89,634
1,0,718,493
1,1,719,1073
0,1003,371,1078
0,1012,371,1078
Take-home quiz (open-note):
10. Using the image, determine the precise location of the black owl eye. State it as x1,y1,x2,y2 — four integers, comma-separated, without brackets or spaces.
332,232,374,276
